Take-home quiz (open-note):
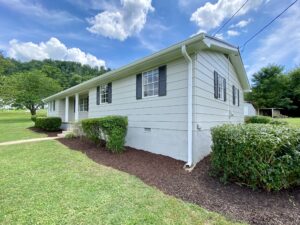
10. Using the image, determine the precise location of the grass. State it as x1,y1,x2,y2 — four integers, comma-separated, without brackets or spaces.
278,117,300,128
0,110,241,224
0,141,241,225
0,110,47,143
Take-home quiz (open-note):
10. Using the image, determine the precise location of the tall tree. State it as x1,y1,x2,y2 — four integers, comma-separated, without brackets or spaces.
0,70,62,115
245,65,294,109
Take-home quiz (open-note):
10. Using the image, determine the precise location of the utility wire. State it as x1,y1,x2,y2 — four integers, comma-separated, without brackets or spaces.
212,0,249,36
240,0,298,52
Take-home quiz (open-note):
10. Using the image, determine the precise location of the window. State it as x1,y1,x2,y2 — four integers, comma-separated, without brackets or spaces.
49,100,55,112
233,86,240,106
143,68,159,97
100,84,108,104
79,97,89,111
214,71,226,101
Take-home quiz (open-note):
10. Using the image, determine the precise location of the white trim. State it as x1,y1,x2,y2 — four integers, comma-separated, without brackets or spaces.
75,93,79,121
65,96,69,122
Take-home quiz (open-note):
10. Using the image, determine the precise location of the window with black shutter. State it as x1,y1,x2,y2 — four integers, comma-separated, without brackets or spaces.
214,71,226,101
136,65,167,99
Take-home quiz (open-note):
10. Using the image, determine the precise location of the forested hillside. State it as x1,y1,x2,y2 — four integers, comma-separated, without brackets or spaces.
0,53,110,89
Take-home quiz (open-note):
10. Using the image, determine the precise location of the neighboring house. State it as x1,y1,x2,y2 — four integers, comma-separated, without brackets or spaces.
244,102,256,116
43,33,250,167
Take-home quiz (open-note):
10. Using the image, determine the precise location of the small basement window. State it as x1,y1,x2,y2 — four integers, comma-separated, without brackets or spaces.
144,127,151,132
143,68,159,97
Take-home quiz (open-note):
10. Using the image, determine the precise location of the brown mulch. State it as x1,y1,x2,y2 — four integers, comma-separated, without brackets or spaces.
28,127,61,137
58,137,300,225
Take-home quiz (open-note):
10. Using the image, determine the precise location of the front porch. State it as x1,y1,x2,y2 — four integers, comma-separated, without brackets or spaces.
53,92,89,129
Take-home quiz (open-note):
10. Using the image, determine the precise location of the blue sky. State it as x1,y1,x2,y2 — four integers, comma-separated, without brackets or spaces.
0,0,299,79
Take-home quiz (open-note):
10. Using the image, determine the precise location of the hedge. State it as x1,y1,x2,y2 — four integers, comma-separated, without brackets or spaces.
35,117,62,131
245,115,272,124
245,116,288,126
211,124,300,191
81,116,128,153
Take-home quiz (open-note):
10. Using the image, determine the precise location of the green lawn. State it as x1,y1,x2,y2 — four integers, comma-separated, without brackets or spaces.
278,118,300,128
0,110,47,143
0,111,241,224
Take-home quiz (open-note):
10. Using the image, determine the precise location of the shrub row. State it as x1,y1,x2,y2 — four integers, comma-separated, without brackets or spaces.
35,117,62,131
211,124,300,191
245,115,288,125
81,116,128,153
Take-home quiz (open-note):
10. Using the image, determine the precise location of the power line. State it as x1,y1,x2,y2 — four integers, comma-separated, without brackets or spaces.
212,0,249,36
240,0,298,52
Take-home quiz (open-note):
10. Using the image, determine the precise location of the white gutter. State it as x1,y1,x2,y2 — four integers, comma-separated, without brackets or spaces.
181,45,193,168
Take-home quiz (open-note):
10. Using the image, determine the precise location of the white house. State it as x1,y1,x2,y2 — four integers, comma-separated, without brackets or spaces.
43,33,250,167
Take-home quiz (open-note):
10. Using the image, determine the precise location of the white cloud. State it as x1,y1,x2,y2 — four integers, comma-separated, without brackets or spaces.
215,33,224,40
230,18,253,28
8,38,106,69
227,30,240,36
87,0,154,41
190,0,264,32
246,4,300,77
0,0,80,24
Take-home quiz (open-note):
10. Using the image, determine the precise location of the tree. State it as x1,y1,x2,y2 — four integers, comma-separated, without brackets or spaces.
245,65,294,110
286,67,300,116
0,70,62,115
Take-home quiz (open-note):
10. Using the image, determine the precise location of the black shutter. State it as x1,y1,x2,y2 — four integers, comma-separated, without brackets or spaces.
136,73,142,99
232,85,236,105
96,86,100,105
107,82,112,103
223,78,226,102
74,99,75,112
214,71,218,99
53,100,55,111
238,89,240,106
158,65,167,96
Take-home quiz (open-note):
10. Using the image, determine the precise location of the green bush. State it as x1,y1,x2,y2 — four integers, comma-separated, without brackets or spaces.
245,115,272,124
31,114,46,122
211,124,300,191
35,117,62,131
269,120,288,125
81,116,128,153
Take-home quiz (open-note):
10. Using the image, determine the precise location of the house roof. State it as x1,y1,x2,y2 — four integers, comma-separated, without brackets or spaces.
43,33,251,102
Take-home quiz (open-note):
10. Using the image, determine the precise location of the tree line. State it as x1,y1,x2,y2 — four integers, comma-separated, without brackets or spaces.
245,65,300,117
0,53,110,115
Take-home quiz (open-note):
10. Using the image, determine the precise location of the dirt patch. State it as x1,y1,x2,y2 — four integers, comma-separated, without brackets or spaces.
29,127,61,137
58,138,300,225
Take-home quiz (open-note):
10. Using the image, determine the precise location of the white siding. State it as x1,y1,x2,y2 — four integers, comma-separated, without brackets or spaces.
88,58,189,161
47,99,64,119
192,50,245,163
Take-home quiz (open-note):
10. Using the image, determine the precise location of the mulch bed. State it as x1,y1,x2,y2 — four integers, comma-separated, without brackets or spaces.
28,127,61,137
58,137,300,225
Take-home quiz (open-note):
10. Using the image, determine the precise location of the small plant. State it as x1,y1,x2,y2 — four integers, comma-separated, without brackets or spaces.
35,117,62,131
211,124,300,191
81,116,128,153
65,132,77,139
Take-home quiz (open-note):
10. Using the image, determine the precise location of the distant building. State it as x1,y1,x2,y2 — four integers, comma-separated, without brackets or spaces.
258,108,282,118
244,102,256,116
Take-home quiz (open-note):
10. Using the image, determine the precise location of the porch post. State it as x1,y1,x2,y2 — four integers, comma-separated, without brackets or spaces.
75,93,79,121
65,96,69,122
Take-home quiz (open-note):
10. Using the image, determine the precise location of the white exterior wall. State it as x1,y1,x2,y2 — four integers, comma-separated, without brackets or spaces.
192,50,244,163
88,58,189,162
47,99,64,119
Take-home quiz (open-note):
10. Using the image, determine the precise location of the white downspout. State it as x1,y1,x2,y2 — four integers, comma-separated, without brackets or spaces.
181,45,193,168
